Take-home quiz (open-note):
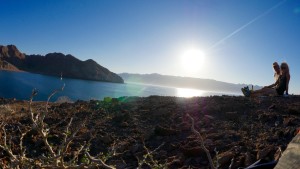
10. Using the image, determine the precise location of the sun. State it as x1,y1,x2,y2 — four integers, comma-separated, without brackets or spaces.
181,49,205,72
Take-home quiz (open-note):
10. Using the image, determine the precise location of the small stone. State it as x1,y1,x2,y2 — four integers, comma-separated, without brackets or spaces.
244,152,255,166
154,125,178,136
181,146,205,157
218,151,234,166
257,146,273,159
99,135,113,144
268,104,276,110
120,122,129,127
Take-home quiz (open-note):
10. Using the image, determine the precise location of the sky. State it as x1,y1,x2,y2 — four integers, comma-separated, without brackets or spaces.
1,0,300,94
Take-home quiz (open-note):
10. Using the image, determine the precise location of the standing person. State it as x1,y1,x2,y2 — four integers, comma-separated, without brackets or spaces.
242,62,290,97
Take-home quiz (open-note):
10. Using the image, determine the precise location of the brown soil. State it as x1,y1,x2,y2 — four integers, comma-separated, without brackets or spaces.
1,95,300,169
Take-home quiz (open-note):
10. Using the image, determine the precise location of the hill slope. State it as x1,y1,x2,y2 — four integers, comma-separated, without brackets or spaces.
0,45,124,83
119,73,261,94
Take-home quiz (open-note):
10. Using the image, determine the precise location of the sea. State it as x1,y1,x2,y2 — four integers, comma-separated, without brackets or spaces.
0,71,238,102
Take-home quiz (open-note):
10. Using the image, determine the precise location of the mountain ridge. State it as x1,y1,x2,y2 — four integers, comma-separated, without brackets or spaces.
119,73,262,94
0,45,124,83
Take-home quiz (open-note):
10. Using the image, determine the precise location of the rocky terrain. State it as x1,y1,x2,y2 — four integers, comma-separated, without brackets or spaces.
0,95,300,168
0,45,124,83
0,60,21,71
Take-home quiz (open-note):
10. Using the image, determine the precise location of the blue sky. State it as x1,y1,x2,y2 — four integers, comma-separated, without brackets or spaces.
1,0,300,94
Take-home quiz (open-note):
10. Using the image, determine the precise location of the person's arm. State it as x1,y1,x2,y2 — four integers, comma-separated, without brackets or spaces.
265,83,276,88
264,79,279,88
285,74,290,95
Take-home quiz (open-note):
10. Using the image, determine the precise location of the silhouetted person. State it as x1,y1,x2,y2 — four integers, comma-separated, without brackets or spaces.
242,62,290,97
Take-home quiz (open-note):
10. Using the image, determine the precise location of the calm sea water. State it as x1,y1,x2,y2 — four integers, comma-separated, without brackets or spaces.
0,71,236,102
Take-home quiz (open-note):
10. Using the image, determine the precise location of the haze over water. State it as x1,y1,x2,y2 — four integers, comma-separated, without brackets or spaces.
0,71,236,101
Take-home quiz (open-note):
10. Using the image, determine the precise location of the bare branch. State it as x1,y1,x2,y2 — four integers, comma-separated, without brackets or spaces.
18,126,30,159
85,151,115,169
46,83,65,110
29,88,38,125
143,141,165,164
0,124,17,161
187,114,216,169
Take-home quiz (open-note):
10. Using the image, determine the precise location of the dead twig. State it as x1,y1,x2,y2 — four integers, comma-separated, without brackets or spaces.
187,114,216,169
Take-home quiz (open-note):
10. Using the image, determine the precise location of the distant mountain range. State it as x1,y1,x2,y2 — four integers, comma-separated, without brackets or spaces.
0,44,261,91
119,73,262,94
0,45,124,83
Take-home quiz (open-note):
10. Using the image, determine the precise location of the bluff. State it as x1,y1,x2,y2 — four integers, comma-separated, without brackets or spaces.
0,45,124,83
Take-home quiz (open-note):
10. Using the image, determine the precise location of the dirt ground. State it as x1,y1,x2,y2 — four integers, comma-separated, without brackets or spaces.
1,95,300,169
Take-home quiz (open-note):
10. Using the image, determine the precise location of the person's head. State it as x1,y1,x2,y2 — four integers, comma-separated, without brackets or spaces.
273,62,280,74
280,62,290,75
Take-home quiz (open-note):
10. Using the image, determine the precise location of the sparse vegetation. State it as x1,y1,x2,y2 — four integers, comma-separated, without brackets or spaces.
0,87,115,169
1,95,300,168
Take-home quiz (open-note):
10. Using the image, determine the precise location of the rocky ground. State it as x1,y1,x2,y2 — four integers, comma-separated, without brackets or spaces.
0,95,300,169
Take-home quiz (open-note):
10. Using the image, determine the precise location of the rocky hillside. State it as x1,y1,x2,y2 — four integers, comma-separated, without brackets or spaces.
0,45,124,83
1,95,300,168
0,60,20,71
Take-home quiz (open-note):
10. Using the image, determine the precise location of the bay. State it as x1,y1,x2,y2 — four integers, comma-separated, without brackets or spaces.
0,71,237,102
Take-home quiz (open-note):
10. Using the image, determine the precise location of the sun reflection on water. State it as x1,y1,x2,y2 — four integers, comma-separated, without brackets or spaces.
176,88,205,97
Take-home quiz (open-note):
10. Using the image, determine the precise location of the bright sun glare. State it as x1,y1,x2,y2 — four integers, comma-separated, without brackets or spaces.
177,88,205,97
181,49,205,72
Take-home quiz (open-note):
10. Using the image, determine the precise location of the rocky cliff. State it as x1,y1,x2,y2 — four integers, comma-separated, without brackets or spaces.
0,60,20,71
0,45,124,83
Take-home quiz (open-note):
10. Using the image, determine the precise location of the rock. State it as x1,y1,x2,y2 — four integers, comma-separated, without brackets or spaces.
283,117,298,127
284,128,296,139
0,45,25,59
154,125,178,136
258,113,270,123
230,155,244,169
120,122,129,127
130,143,142,154
167,156,184,168
0,60,20,71
0,44,124,83
115,160,127,169
181,146,205,157
167,158,183,168
99,135,113,144
244,152,255,166
257,146,273,160
218,151,234,167
268,104,276,111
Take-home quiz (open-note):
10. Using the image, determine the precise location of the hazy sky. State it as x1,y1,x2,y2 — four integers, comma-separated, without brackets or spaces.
1,0,300,93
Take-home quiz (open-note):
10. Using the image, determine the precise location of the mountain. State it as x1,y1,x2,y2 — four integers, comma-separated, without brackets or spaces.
0,60,21,71
0,45,124,83
119,73,262,94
